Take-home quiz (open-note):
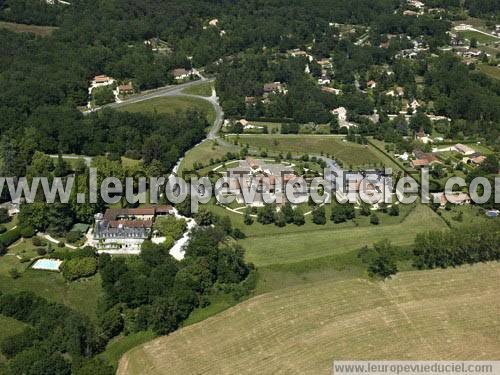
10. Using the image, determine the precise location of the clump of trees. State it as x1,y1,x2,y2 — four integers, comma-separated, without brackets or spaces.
154,216,187,242
254,203,307,227
312,206,326,225
0,291,111,374
358,240,399,279
0,208,10,224
330,204,356,223
62,257,98,281
413,225,500,269
99,221,254,335
359,225,500,279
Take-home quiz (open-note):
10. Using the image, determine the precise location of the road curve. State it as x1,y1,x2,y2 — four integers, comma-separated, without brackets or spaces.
84,78,224,140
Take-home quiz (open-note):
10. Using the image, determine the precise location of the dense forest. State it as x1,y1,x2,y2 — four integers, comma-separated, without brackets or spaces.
464,0,500,17
1,0,498,173
0,0,403,179
0,108,207,177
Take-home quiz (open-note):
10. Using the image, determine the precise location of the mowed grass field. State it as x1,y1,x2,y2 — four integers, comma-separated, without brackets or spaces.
228,134,383,167
457,30,499,44
0,316,27,364
119,262,500,375
178,140,236,175
478,64,500,80
238,204,446,266
0,240,104,322
181,81,214,97
0,21,58,36
119,96,216,125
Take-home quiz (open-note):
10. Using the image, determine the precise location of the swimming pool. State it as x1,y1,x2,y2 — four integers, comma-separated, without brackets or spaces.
32,259,63,271
486,210,499,218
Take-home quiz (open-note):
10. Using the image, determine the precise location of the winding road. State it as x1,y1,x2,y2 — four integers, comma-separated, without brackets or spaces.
84,77,224,140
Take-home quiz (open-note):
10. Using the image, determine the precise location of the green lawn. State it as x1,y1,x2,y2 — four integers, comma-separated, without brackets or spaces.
3,216,18,231
227,134,384,167
181,82,214,97
100,331,157,369
0,315,27,343
0,267,103,322
478,64,500,80
439,205,496,229
0,242,104,322
183,292,238,326
457,30,499,44
0,316,27,364
121,156,142,169
238,204,447,266
178,140,236,175
205,199,415,238
254,248,368,294
119,96,216,126
0,21,57,36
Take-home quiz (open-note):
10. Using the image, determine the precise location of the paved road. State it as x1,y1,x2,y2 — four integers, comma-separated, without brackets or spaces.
454,25,500,40
84,77,214,113
84,77,224,141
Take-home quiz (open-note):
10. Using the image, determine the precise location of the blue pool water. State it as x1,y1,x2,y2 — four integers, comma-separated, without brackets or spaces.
32,259,63,271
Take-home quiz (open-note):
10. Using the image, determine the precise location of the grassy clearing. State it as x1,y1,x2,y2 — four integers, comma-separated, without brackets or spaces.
0,267,103,322
100,331,157,369
0,243,104,322
452,17,486,29
183,292,238,326
178,140,236,175
208,200,416,239
181,82,214,97
119,96,216,125
3,216,18,231
457,30,499,44
254,249,368,294
119,262,500,375
121,156,142,169
228,134,382,167
227,134,384,167
0,21,58,36
0,316,27,364
439,205,495,228
238,204,446,266
478,64,500,80
0,316,27,344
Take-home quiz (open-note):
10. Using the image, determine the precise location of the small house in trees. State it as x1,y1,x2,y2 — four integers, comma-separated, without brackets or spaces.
432,192,471,208
118,82,134,95
411,151,440,169
263,82,286,94
453,144,476,156
172,68,192,80
93,75,114,86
